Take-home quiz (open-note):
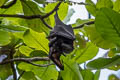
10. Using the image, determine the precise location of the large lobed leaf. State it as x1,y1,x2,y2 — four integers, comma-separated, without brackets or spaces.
87,55,120,69
85,0,113,16
95,8,120,46
18,62,58,80
21,1,49,33
85,0,97,16
96,0,113,9
84,25,115,49
60,58,83,80
113,0,120,13
0,29,11,46
19,46,33,57
0,0,7,6
73,42,98,64
19,71,37,80
81,69,94,80
23,29,49,53
0,65,12,80
0,0,23,14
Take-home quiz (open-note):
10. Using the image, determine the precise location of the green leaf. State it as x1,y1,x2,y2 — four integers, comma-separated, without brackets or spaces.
0,24,27,32
61,59,83,80
6,32,22,48
73,42,98,64
84,25,115,49
85,0,97,16
0,0,7,6
72,19,89,28
0,65,12,80
23,29,49,53
95,8,120,46
108,64,120,71
108,74,119,80
75,34,86,49
45,2,68,26
96,0,113,9
18,62,58,80
113,0,120,12
30,50,47,57
0,0,23,14
65,0,69,2
21,1,49,33
1,17,28,29
94,70,100,80
0,29,10,46
81,69,94,80
20,71,37,80
13,32,24,39
34,0,45,4
19,46,33,56
87,55,120,69
108,48,119,57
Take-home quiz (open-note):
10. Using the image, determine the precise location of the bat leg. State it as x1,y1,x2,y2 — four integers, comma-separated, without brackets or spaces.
49,47,64,70
51,53,64,70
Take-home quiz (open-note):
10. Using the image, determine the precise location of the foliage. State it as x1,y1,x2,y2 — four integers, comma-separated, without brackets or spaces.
0,0,120,80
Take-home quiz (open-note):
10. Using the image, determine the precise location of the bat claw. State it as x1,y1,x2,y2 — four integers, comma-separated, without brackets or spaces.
49,53,64,70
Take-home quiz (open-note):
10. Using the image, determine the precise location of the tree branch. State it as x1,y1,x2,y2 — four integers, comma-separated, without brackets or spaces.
0,14,53,29
68,1,89,5
18,71,25,80
0,0,17,9
41,19,53,29
10,49,17,80
0,14,42,19
0,57,50,65
26,62,54,67
0,2,62,29
17,63,53,80
73,21,95,29
42,2,62,19
46,1,88,5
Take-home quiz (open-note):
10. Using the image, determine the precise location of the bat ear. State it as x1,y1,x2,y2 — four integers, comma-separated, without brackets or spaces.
54,11,64,25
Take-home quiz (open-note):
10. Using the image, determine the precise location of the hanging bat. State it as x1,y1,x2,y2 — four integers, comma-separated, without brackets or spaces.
47,11,75,70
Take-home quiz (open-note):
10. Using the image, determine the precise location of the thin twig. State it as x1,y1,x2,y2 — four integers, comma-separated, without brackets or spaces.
18,71,25,80
41,19,53,29
45,1,88,5
0,14,53,29
26,62,54,67
10,49,17,80
0,2,62,29
42,2,62,19
0,14,43,19
0,0,17,9
0,57,50,65
68,1,89,5
73,21,95,29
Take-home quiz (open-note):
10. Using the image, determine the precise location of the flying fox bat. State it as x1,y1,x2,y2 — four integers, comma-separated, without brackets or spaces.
47,12,75,70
